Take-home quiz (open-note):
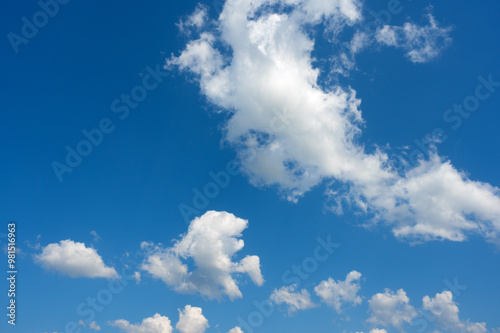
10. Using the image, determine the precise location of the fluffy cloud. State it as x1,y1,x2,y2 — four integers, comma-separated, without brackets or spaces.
176,3,209,34
423,291,488,333
109,313,173,333
89,321,101,331
314,270,362,312
176,305,209,333
367,289,417,329
170,0,500,245
35,240,117,279
269,284,316,314
141,211,263,300
228,327,244,333
375,13,453,63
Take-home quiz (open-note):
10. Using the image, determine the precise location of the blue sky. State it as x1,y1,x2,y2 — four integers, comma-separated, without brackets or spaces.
1,0,500,332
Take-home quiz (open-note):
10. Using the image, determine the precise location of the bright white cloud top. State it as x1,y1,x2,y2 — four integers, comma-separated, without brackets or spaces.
269,283,316,314
314,270,363,312
141,210,263,300
176,305,209,333
423,291,488,333
169,0,500,245
35,239,118,279
109,313,173,333
367,288,417,329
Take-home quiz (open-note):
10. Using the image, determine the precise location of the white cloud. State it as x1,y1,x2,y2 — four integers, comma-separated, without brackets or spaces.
35,240,117,279
375,13,452,63
269,284,316,314
423,291,488,333
109,313,173,333
367,289,417,329
141,211,263,300
90,230,100,242
133,271,141,284
176,4,209,34
369,329,387,333
89,321,101,331
176,305,209,333
228,327,244,333
314,270,362,312
169,0,500,245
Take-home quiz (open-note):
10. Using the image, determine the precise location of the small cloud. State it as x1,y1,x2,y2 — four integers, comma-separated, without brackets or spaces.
375,12,452,63
90,230,100,242
89,321,101,331
269,284,316,315
109,313,172,333
176,305,209,333
133,271,141,284
314,270,363,313
34,240,118,279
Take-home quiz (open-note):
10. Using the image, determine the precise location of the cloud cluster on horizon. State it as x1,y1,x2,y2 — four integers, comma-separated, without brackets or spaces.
168,0,500,245
269,270,488,332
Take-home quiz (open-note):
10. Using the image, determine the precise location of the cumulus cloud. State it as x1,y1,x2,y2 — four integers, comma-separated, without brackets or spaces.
34,239,118,279
169,0,500,245
228,327,244,333
423,291,488,333
176,305,209,333
176,3,209,34
89,321,101,331
141,211,263,300
314,270,362,312
109,313,173,333
375,13,453,63
367,289,417,329
269,284,316,314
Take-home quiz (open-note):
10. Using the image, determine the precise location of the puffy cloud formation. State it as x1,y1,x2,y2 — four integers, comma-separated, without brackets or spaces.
176,3,209,35
176,305,209,333
141,211,263,300
109,313,173,333
169,0,500,245
228,327,244,333
367,289,417,329
35,239,118,279
423,291,488,333
375,13,453,63
314,270,362,312
89,321,101,331
269,284,316,314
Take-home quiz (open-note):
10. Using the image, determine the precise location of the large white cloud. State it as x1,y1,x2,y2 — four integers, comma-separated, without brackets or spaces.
176,305,209,333
141,211,263,300
35,239,118,279
109,313,173,333
367,288,417,329
423,291,488,333
314,270,362,312
169,0,500,245
269,284,316,314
